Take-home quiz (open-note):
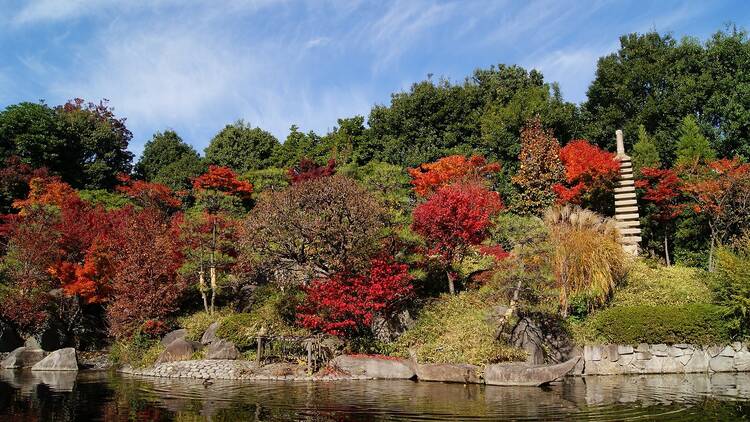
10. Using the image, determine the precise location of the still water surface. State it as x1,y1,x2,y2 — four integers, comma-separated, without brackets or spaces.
2,370,750,421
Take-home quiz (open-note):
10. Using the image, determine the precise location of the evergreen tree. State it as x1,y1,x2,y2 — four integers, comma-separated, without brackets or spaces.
205,120,279,172
135,130,204,190
632,125,661,177
675,115,715,167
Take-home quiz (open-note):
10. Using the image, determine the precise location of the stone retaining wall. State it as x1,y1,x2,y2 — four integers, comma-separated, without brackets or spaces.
580,343,750,375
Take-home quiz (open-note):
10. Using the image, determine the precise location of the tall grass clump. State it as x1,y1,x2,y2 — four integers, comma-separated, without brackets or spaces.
544,205,629,316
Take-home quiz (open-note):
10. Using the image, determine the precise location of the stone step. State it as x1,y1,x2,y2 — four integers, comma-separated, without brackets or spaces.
620,161,632,167
616,206,639,213
616,220,641,228
620,171,634,179
615,186,636,193
617,179,634,186
616,199,638,207
619,227,642,235
621,236,642,244
615,213,640,221
615,192,637,200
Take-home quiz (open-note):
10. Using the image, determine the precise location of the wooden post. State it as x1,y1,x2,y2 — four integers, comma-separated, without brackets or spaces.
256,336,262,364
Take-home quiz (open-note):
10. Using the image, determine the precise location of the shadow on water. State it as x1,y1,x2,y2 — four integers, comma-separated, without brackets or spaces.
3,369,750,421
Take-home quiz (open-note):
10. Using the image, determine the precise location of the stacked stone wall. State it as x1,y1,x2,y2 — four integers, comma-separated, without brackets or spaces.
580,343,750,375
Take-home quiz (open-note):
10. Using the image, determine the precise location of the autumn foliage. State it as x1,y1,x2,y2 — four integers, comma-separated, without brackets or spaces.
116,174,182,212
408,154,500,197
412,182,503,293
193,165,253,199
296,256,413,337
512,118,564,215
553,140,619,207
635,167,682,222
288,158,337,184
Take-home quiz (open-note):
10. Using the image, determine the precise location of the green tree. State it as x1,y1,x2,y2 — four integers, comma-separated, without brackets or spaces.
675,115,715,167
367,65,578,168
205,120,279,172
272,125,325,167
135,130,205,190
631,125,661,177
584,27,750,164
0,99,133,189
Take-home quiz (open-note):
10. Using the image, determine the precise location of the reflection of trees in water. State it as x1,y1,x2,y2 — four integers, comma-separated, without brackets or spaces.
4,371,750,420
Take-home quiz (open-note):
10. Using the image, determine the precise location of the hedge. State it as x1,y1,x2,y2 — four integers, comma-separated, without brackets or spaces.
588,304,731,345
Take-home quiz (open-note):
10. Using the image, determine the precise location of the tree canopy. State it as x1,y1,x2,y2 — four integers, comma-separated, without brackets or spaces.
205,120,279,172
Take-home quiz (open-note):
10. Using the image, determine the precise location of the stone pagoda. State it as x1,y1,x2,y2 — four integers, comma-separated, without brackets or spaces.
614,130,641,255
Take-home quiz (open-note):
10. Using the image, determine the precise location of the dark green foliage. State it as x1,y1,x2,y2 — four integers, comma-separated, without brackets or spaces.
367,66,579,168
584,27,750,164
675,115,715,166
135,130,205,190
272,125,326,168
589,304,731,344
631,125,660,178
205,120,280,172
712,237,750,336
242,167,289,195
0,100,133,190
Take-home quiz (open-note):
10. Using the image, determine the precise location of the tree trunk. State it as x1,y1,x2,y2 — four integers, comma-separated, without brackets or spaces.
447,271,455,295
210,221,217,314
664,235,671,267
199,268,209,313
708,235,716,273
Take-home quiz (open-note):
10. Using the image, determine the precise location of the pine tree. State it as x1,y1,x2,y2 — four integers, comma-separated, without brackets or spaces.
675,116,715,167
632,125,661,177
511,117,564,215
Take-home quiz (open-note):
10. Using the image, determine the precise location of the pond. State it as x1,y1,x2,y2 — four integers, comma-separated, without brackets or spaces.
2,370,750,421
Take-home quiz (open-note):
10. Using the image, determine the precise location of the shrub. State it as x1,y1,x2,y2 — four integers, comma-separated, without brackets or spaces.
297,256,413,337
712,236,750,336
109,332,164,368
178,309,235,341
613,261,711,307
584,304,731,345
392,288,526,365
216,287,308,349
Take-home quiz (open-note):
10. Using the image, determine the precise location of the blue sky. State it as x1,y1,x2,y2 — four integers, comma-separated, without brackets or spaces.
0,0,748,157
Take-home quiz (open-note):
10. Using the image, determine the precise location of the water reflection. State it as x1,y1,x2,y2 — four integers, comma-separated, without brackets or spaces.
2,369,750,421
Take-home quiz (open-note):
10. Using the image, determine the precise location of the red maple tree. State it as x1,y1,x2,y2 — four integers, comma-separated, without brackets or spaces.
296,255,413,337
553,140,619,210
408,154,500,198
116,174,182,212
193,165,253,200
288,158,337,184
411,182,504,293
635,167,682,265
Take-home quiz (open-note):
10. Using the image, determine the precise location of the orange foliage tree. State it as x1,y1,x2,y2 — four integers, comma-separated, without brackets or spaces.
512,118,564,215
681,157,750,271
408,154,500,198
553,140,619,212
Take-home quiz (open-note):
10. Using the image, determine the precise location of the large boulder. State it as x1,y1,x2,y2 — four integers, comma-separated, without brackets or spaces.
1,347,46,369
331,355,415,379
0,321,23,352
370,309,415,343
206,339,239,360
161,329,188,347
415,363,481,384
485,357,579,386
156,338,196,363
201,322,220,345
31,348,78,371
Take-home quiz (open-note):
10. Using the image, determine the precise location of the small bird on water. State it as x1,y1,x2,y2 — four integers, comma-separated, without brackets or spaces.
203,378,213,388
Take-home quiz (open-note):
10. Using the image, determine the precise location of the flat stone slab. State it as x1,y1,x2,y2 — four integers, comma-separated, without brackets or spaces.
415,363,480,384
1,347,46,369
32,347,78,371
332,355,415,380
485,357,579,386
